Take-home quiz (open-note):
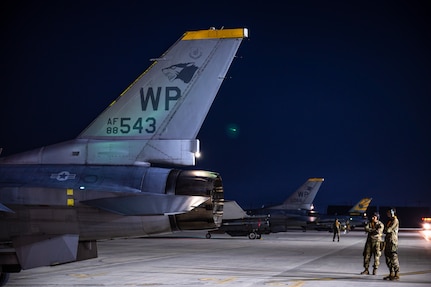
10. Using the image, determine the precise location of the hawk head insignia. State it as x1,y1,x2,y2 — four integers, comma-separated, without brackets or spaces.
162,62,198,83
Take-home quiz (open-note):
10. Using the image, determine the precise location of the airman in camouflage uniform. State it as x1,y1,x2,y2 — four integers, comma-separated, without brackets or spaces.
360,212,384,275
332,218,341,242
383,208,400,280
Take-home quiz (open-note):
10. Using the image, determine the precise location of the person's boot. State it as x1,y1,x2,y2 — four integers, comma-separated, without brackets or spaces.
383,272,394,280
392,271,400,280
372,268,377,275
360,269,369,275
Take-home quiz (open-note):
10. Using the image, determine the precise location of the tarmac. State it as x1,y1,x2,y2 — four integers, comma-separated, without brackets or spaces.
5,228,431,286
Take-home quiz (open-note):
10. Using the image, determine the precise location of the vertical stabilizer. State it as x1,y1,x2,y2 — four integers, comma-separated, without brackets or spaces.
78,28,248,166
277,178,324,210
79,28,248,141
1,28,248,166
348,197,372,215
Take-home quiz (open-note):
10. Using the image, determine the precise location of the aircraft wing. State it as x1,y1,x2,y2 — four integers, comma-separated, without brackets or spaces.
82,193,209,215
0,202,14,213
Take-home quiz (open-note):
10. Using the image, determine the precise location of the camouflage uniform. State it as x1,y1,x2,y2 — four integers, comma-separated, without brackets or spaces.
383,209,400,280
332,219,341,241
361,214,384,275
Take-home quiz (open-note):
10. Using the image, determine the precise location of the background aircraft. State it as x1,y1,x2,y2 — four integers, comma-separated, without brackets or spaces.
0,27,248,285
245,178,324,232
311,197,372,231
205,200,270,239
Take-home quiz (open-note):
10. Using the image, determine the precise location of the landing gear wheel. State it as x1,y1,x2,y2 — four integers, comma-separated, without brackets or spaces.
248,232,257,240
256,234,262,239
205,232,211,239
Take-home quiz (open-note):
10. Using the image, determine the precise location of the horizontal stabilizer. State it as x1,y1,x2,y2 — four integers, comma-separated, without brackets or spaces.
82,193,209,215
0,202,14,213
13,234,79,269
222,200,249,220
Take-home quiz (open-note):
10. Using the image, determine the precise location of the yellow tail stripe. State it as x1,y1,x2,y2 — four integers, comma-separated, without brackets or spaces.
183,28,248,40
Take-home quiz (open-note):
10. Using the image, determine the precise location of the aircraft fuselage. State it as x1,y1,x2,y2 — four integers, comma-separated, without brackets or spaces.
0,165,223,241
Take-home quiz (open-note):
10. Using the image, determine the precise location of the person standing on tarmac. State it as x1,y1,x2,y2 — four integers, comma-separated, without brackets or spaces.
383,208,400,281
360,212,384,275
332,218,341,242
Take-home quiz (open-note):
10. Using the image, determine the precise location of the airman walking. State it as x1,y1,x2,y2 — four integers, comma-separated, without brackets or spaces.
332,218,341,242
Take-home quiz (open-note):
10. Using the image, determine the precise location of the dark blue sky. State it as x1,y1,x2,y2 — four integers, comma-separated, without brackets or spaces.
1,1,430,212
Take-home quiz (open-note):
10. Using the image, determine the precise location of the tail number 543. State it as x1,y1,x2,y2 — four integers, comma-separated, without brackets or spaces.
106,117,156,134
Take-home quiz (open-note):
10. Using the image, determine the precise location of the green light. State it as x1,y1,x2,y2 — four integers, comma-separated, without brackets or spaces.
226,123,239,139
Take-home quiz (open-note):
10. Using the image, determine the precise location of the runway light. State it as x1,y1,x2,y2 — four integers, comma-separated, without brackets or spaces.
422,217,431,230
421,230,431,241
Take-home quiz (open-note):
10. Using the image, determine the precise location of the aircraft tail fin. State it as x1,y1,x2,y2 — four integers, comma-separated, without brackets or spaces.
276,178,324,210
348,197,372,216
1,27,248,166
77,27,248,166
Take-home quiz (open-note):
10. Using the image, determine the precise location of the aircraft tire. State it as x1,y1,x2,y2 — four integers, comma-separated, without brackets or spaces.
248,232,257,240
256,234,262,239
0,272,10,287
205,233,211,239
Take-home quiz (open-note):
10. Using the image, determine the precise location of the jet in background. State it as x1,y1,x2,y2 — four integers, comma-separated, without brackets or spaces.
0,27,249,285
205,200,270,240
312,197,372,231
246,178,324,232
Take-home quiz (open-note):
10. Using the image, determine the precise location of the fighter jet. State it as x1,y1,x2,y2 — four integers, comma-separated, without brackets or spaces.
312,197,373,231
246,178,324,232
205,200,271,240
0,27,248,285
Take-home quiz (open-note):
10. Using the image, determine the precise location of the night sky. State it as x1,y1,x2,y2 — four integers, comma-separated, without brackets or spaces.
1,1,430,212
